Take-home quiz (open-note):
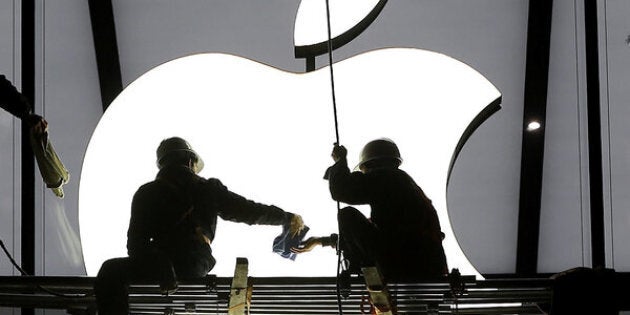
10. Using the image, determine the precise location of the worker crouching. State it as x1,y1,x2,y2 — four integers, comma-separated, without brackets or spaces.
294,139,447,281
94,137,304,315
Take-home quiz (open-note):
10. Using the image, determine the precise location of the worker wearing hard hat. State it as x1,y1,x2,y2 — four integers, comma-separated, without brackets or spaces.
95,137,305,315
294,138,447,281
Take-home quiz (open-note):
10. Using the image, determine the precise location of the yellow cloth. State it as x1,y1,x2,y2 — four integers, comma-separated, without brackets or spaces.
29,120,70,198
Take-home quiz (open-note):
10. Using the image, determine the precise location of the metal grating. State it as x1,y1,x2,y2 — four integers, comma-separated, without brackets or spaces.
0,275,553,315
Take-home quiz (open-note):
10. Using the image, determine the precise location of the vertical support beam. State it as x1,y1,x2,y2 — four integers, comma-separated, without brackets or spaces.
21,1,35,315
516,0,554,275
584,0,605,269
21,0,35,277
88,0,122,112
306,56,315,72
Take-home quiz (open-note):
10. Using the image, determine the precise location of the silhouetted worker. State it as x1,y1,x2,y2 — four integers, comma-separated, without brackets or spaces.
294,139,447,281
95,137,305,315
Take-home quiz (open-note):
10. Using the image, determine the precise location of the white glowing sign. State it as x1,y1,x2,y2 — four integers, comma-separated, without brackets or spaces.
79,48,500,277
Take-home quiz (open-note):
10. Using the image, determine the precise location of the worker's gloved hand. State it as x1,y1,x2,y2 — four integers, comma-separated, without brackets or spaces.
289,214,305,237
154,253,178,295
290,237,323,253
25,114,47,129
291,234,338,254
331,144,347,163
160,277,178,296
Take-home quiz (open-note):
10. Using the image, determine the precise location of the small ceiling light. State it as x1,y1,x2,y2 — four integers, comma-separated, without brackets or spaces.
527,121,541,131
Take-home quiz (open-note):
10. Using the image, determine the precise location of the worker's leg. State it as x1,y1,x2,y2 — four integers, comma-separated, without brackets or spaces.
94,256,167,315
94,257,133,315
337,206,380,272
169,247,215,280
382,237,448,281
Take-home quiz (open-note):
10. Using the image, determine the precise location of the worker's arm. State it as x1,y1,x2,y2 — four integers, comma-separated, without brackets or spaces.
207,178,304,234
325,145,372,205
291,233,338,253
0,74,33,119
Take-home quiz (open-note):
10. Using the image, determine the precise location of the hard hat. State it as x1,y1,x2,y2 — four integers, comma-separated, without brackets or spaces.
156,137,204,173
357,138,402,170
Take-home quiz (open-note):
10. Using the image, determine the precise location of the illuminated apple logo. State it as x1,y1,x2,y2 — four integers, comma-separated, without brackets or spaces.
79,48,500,277
80,0,500,278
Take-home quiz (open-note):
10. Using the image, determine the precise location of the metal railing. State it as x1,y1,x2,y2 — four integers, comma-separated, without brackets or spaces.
0,275,553,314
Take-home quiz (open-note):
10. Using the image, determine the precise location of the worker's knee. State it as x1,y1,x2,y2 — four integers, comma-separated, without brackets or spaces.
97,257,129,279
337,206,363,223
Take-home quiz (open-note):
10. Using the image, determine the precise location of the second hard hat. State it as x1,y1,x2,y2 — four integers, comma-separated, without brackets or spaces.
357,138,402,170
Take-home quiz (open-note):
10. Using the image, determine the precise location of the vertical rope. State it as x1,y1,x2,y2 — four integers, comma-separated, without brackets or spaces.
325,0,340,145
323,1,344,314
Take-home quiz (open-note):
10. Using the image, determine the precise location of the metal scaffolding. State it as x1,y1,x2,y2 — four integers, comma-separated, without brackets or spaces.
0,260,554,315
